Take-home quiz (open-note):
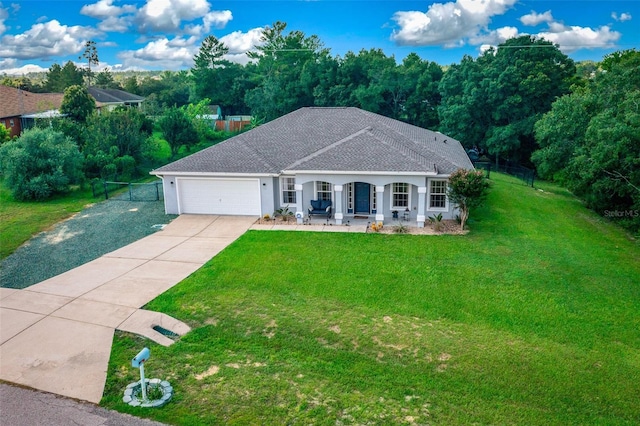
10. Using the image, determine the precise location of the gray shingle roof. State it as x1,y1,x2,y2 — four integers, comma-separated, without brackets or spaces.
153,107,473,176
87,87,144,103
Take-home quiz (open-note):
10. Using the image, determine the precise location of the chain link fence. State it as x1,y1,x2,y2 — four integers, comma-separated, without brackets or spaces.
92,180,164,201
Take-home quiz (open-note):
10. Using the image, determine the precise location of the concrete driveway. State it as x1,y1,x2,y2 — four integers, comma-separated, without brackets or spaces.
0,215,255,403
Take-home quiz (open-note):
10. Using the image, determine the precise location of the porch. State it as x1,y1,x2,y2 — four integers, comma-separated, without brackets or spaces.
279,177,453,229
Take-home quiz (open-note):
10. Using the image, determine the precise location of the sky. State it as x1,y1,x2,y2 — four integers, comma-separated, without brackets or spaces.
0,0,638,75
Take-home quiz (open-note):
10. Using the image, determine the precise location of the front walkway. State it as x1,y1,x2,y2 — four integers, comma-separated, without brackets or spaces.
0,215,255,403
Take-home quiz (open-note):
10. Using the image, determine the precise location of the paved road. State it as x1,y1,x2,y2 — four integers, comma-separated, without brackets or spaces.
0,383,167,426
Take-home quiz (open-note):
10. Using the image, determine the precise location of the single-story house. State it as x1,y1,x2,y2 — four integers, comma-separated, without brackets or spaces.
151,107,474,227
87,87,144,112
0,85,64,138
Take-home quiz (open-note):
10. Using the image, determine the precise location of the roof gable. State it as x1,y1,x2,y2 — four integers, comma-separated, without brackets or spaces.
153,107,473,176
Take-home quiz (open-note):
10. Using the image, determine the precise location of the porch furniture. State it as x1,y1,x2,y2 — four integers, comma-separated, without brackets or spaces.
308,199,332,218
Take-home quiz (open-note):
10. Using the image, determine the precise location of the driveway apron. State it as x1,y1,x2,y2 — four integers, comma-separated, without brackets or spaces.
0,215,255,403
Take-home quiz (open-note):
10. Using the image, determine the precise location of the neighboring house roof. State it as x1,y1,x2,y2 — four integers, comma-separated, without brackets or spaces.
153,107,473,176
87,87,144,104
0,85,64,119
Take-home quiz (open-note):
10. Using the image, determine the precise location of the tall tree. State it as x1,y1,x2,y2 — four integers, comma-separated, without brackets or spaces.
45,61,84,92
439,36,575,165
80,40,99,86
190,36,251,113
245,21,325,121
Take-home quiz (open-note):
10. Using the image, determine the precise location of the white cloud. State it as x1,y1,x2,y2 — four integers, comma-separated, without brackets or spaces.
81,0,136,33
520,10,553,26
203,10,232,30
118,36,198,70
136,0,211,33
470,26,519,47
391,0,518,46
220,27,264,55
0,63,49,75
611,12,632,22
539,25,620,53
218,27,265,64
97,16,132,32
80,0,136,19
185,10,233,36
0,2,9,35
0,19,101,60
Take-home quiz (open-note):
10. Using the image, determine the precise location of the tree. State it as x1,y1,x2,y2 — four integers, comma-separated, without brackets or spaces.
80,40,99,85
191,36,229,98
438,37,575,165
158,107,198,157
94,68,121,89
532,49,640,233
0,128,83,200
60,85,96,122
0,123,10,145
44,61,84,92
123,76,140,94
83,108,153,179
245,21,325,121
447,168,490,231
138,71,190,107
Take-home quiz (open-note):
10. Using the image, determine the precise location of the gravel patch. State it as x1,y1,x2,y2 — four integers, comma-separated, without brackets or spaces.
0,189,176,289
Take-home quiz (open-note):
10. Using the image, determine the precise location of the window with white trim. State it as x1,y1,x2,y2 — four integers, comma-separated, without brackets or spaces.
281,177,296,204
391,182,410,209
429,180,447,209
315,181,332,201
372,188,377,212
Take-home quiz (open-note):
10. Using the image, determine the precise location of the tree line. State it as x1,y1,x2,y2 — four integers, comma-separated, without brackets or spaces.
1,22,638,232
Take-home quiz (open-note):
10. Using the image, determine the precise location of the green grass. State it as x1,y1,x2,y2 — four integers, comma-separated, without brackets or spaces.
0,183,95,259
102,174,640,425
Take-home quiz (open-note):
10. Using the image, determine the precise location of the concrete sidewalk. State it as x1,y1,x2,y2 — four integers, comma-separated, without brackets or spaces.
0,215,255,403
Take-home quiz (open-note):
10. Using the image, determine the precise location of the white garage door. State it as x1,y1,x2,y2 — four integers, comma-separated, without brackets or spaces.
177,178,261,215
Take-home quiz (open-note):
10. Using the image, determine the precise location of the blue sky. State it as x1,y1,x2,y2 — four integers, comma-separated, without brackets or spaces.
0,0,637,75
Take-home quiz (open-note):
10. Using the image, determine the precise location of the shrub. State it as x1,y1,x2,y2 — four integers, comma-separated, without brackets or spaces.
0,128,83,200
448,168,490,230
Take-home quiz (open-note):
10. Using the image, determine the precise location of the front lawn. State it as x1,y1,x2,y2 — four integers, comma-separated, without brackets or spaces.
102,173,640,425
0,183,95,259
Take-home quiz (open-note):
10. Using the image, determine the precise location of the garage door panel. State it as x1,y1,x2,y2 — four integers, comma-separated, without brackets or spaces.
178,178,261,215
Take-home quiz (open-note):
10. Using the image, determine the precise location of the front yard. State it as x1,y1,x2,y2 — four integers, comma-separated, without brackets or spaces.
102,173,640,425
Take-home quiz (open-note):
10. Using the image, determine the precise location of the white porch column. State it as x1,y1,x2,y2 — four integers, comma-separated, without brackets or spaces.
295,184,304,224
334,184,344,225
417,186,427,228
375,185,385,223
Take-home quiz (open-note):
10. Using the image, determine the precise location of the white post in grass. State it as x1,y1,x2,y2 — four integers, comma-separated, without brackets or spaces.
132,347,150,401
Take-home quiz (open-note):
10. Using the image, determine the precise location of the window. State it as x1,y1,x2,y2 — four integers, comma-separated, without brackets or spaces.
429,180,447,209
372,187,377,213
315,181,332,201
281,177,296,204
346,183,354,213
9,119,14,127
391,182,410,209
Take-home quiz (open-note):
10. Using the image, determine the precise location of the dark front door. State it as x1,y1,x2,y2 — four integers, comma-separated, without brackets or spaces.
354,182,370,214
